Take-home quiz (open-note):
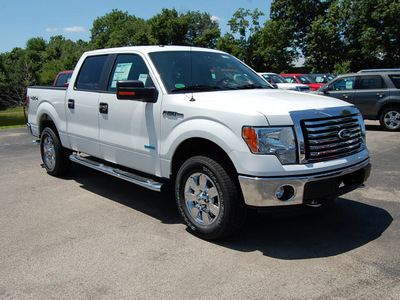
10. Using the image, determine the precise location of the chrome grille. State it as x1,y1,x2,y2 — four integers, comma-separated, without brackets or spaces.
301,114,365,162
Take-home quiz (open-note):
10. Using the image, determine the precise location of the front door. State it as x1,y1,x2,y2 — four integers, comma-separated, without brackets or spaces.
325,76,356,104
98,53,161,175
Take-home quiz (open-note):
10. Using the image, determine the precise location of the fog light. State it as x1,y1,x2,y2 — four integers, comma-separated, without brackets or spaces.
275,185,295,201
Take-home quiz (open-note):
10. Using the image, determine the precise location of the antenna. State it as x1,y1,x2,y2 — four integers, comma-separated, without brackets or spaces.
189,44,195,102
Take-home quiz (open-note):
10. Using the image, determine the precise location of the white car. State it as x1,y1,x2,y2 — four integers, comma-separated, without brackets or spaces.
259,72,311,92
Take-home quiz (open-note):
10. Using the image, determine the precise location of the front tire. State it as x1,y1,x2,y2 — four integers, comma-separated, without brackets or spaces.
40,127,71,176
175,155,246,240
379,106,400,131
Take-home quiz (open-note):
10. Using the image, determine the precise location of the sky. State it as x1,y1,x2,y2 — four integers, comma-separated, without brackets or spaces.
0,0,272,53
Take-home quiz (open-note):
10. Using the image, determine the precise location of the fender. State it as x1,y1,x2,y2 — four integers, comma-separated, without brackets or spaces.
36,100,70,148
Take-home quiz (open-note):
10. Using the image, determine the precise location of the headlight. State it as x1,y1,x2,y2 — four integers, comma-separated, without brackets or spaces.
242,126,298,164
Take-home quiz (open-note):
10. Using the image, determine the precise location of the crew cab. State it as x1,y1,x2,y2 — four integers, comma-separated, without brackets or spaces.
27,46,371,239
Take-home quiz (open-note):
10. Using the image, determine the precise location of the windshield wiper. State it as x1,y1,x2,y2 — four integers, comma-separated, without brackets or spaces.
171,85,221,92
236,84,264,90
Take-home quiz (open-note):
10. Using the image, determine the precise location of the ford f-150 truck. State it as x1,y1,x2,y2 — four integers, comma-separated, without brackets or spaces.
27,46,371,240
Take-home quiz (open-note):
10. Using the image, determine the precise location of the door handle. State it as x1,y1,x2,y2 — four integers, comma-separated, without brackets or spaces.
342,94,350,99
377,93,385,98
99,102,108,114
67,99,75,109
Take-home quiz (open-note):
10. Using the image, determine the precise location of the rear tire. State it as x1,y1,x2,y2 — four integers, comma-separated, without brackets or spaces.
175,155,246,240
379,106,400,131
40,127,71,176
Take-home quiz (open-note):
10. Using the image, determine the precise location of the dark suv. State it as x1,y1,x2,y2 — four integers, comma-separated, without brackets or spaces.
317,69,400,131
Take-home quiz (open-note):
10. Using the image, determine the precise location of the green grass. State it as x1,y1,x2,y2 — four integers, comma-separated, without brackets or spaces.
0,106,27,129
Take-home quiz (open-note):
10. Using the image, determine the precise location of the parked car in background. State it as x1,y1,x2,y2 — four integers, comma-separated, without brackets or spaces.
280,73,323,90
53,70,73,87
316,69,400,131
258,72,311,92
308,73,336,84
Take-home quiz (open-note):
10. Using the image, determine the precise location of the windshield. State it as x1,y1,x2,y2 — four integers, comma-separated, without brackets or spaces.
297,75,316,84
262,74,288,83
149,51,272,93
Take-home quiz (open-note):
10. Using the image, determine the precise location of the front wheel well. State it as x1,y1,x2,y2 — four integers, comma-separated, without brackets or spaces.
171,138,238,180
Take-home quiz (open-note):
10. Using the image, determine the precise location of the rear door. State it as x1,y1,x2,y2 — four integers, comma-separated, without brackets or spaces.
353,75,388,118
65,54,113,157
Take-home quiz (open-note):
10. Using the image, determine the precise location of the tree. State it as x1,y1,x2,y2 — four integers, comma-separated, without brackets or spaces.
186,11,220,48
148,9,220,47
38,36,90,85
304,1,348,72
0,48,35,108
255,19,297,72
91,9,153,48
270,0,334,53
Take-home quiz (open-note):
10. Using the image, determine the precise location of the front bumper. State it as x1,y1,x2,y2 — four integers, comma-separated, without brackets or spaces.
239,159,371,207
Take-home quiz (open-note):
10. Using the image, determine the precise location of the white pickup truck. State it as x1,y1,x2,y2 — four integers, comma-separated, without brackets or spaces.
27,46,371,240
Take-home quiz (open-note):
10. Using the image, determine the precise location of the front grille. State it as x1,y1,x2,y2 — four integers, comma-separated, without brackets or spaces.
301,114,365,162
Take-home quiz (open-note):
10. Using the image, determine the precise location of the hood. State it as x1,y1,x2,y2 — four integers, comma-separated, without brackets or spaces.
187,89,353,125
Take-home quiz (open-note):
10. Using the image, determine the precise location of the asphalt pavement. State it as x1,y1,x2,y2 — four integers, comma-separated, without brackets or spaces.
0,121,399,299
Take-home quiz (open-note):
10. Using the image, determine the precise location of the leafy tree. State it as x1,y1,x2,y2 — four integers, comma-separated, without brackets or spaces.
186,11,221,48
255,19,297,73
91,9,153,48
270,0,334,52
0,48,35,108
148,8,188,45
218,8,265,69
304,1,348,72
148,9,220,47
38,36,90,84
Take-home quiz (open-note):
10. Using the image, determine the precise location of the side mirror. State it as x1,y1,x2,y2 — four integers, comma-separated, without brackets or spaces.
116,80,157,102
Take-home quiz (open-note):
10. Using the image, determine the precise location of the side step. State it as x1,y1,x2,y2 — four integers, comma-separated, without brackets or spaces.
69,154,164,192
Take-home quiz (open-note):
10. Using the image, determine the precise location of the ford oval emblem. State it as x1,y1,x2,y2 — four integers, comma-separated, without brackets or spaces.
338,129,351,140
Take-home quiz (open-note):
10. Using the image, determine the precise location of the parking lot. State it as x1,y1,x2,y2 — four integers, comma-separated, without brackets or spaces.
0,121,399,299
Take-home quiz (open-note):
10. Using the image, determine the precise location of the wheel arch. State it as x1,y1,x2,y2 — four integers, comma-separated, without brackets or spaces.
170,138,238,181
39,113,57,136
377,102,400,119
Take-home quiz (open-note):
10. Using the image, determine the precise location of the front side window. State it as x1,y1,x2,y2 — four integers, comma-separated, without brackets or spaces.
149,51,271,93
108,54,154,91
75,55,108,91
358,75,387,90
328,76,356,91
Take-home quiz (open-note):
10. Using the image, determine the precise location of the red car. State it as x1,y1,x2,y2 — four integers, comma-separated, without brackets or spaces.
53,70,73,87
280,73,323,91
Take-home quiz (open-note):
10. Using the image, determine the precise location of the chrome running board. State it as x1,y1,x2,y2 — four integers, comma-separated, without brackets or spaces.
69,154,164,192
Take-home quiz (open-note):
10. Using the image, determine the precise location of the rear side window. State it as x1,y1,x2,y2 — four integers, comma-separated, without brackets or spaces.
76,55,108,91
358,75,387,89
389,75,400,89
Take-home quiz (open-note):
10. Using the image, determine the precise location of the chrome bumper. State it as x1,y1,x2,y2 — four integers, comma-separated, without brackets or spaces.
239,159,371,207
